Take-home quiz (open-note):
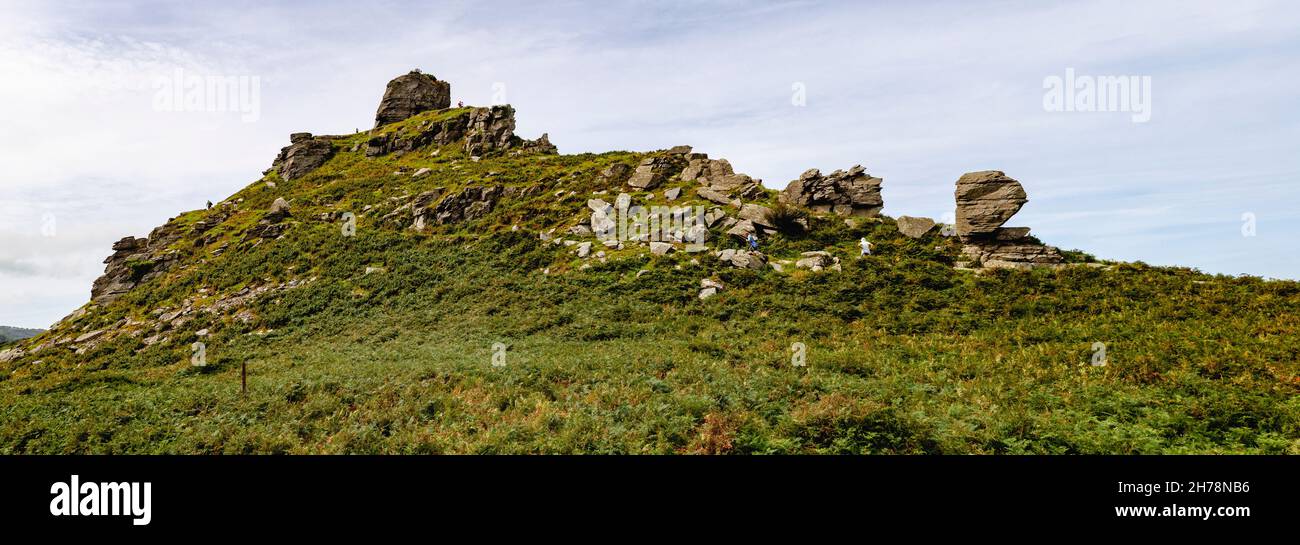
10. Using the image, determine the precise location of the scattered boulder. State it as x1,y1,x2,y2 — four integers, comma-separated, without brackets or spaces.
699,278,724,300
717,249,767,270
576,242,593,258
737,204,775,229
373,70,452,128
896,216,936,238
780,165,883,217
649,241,674,255
664,187,682,201
266,198,291,223
726,219,757,239
795,251,840,272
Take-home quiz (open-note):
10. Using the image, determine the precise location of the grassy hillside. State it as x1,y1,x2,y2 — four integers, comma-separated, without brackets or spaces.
1,108,1296,454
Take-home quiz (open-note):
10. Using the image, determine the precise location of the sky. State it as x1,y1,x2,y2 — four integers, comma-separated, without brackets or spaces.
1,0,1298,328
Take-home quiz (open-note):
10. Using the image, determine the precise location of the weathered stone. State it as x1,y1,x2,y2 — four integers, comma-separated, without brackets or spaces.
664,187,682,201
601,163,632,183
795,251,839,271
954,170,1027,238
373,70,451,128
780,165,883,217
627,156,684,190
717,251,764,270
273,135,335,181
726,219,757,239
576,242,592,258
896,216,936,238
266,198,291,223
431,185,502,224
649,241,674,255
463,105,517,156
737,204,775,228
696,187,735,206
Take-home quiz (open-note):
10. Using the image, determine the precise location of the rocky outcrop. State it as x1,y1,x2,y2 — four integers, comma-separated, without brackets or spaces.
681,153,764,202
366,105,549,158
430,185,502,224
780,165,883,217
464,105,519,156
89,221,186,304
896,216,936,238
627,155,684,190
952,171,1061,269
374,70,451,128
272,133,336,181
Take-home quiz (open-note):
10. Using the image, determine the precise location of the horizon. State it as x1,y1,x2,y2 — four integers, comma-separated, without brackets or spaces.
2,0,1299,328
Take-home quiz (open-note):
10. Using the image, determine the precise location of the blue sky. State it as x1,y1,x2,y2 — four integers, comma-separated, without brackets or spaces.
1,0,1298,328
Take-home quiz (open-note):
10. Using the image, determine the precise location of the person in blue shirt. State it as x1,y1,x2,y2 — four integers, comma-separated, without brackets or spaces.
747,232,759,251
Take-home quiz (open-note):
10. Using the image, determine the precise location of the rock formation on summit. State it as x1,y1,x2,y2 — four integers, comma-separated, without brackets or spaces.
373,70,451,128
366,104,554,158
780,165,883,217
954,171,1027,237
952,171,1062,269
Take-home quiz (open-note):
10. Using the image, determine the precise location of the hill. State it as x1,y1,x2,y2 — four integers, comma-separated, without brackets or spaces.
0,71,1296,454
0,327,43,344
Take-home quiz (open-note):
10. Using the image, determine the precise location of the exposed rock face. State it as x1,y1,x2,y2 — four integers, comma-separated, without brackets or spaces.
366,106,548,158
627,156,684,190
464,105,518,156
374,70,451,128
960,231,1063,269
896,216,936,238
681,154,764,202
431,185,502,224
951,171,1062,269
780,165,883,217
90,221,187,304
272,133,336,181
954,171,1026,238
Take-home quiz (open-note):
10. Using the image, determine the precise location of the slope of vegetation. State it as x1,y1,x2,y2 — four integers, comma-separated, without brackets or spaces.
1,109,1296,454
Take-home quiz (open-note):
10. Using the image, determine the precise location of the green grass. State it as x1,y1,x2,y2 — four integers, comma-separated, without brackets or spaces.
1,112,1296,454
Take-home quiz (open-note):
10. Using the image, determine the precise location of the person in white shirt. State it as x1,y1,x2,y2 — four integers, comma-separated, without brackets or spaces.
859,237,872,256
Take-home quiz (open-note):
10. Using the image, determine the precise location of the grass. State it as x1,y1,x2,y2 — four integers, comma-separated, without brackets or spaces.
1,111,1296,454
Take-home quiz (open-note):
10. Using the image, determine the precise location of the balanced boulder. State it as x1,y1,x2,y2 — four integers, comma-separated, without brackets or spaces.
954,171,1026,238
951,171,1062,269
